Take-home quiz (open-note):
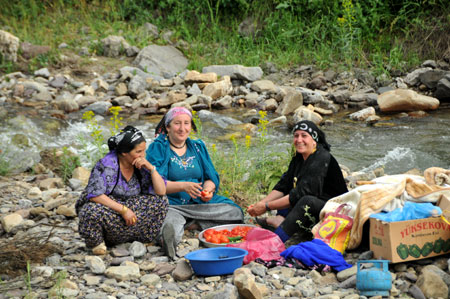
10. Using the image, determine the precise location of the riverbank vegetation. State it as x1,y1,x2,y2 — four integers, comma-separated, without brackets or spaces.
1,0,449,76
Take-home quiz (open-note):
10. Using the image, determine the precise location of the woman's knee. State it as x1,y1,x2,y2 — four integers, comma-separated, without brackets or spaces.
292,195,324,214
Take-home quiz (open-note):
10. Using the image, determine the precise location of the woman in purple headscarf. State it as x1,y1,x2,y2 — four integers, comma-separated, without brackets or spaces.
76,126,168,255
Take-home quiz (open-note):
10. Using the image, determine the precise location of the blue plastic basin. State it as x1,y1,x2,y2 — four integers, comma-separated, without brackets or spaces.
185,247,248,276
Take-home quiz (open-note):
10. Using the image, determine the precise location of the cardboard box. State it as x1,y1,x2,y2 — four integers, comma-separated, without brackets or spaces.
370,202,450,263
437,195,450,211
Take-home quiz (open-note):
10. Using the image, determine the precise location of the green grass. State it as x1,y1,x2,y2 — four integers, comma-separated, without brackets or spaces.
0,1,449,76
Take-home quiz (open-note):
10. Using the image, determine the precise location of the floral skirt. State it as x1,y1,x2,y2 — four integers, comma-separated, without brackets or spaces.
78,194,168,248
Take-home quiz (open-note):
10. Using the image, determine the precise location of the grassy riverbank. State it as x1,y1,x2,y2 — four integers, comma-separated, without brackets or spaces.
1,0,449,76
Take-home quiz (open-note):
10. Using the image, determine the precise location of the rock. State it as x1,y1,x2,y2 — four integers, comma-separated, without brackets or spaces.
140,273,160,286
0,30,20,62
418,69,446,89
187,83,202,96
172,259,194,281
159,91,187,107
59,98,79,113
104,262,141,281
34,68,50,78
56,204,77,217
129,241,146,258
128,75,147,96
143,22,159,38
39,178,64,190
213,95,233,109
330,90,351,104
202,65,263,82
72,167,90,186
421,264,450,286
82,101,112,115
1,213,23,233
250,80,277,93
160,78,173,87
113,95,133,106
378,89,440,112
20,42,51,59
233,268,262,299
115,82,128,96
409,284,426,299
404,67,432,86
85,256,106,274
293,106,323,124
422,60,437,68
297,87,326,104
27,186,42,200
307,76,327,90
416,270,448,298
185,70,217,83
203,76,233,100
349,107,376,121
261,98,278,111
275,87,303,116
337,265,357,282
133,45,188,78
434,74,450,101
101,35,130,57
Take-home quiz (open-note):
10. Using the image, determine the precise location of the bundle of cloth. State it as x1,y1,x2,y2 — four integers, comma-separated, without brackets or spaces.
312,167,450,250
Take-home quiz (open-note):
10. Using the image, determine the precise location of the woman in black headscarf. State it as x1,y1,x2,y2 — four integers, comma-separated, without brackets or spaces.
76,126,168,255
247,120,348,242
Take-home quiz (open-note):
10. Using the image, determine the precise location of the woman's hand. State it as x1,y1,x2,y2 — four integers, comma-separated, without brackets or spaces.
133,157,152,171
122,208,137,226
247,202,267,217
184,182,203,199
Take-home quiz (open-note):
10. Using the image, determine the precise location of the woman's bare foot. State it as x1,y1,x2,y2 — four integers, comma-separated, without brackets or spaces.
266,215,285,229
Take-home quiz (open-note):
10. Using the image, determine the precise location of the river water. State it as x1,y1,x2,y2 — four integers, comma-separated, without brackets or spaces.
1,105,449,175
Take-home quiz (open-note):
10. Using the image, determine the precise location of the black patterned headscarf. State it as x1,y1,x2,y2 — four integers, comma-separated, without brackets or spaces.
292,120,330,151
107,125,145,154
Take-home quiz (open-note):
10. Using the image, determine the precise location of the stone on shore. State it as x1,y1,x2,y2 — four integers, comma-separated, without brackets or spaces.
378,89,440,112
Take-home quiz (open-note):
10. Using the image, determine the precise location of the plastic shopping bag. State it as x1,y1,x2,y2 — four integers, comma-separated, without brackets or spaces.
313,204,353,253
226,227,285,264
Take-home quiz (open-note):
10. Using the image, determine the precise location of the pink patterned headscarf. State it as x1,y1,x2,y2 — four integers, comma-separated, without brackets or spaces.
155,107,196,136
164,107,192,126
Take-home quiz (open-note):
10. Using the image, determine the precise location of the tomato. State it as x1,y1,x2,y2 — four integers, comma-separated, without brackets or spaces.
203,229,214,238
210,235,220,244
219,234,229,243
201,190,211,197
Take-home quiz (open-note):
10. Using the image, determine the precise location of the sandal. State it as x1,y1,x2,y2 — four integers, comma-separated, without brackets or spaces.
255,217,275,232
92,242,107,255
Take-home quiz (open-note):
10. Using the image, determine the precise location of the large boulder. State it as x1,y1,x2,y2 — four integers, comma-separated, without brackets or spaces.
0,30,19,62
133,45,188,79
377,89,439,112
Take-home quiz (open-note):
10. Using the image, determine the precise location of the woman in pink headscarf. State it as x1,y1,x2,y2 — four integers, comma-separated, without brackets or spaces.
146,107,244,259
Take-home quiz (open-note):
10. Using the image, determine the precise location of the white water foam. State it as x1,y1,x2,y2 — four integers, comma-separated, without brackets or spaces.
360,147,416,174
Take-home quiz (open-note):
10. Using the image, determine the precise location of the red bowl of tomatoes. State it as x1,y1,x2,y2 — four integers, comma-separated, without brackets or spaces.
198,224,257,248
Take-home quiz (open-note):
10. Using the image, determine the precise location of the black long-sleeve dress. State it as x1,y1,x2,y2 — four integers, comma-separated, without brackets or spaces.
273,144,348,237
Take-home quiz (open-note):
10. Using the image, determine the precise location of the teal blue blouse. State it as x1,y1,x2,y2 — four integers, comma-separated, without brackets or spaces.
146,134,241,211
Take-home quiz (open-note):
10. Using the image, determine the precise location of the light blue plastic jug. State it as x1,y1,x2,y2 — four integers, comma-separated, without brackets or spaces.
356,260,392,296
